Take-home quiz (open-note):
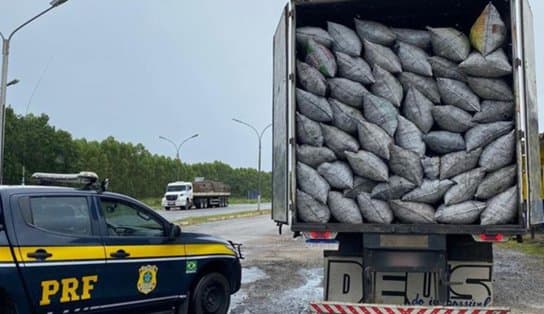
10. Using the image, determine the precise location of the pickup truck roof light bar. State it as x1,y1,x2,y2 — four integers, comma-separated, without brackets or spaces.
30,171,108,192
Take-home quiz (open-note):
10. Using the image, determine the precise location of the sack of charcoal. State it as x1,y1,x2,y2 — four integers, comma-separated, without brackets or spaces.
293,3,520,227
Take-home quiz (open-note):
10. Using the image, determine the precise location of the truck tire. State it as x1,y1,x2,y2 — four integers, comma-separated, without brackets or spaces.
165,207,170,211
189,273,230,314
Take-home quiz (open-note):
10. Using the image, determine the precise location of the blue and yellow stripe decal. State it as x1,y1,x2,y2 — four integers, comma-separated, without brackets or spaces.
0,246,15,267
11,243,235,267
17,246,105,262
185,243,236,257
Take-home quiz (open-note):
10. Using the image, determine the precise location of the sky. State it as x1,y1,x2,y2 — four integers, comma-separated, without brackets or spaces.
0,0,542,172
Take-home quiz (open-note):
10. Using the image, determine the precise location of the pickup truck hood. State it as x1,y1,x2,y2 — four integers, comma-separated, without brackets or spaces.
182,232,231,246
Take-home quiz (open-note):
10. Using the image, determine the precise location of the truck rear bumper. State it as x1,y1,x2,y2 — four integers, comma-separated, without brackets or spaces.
310,302,510,314
292,222,526,236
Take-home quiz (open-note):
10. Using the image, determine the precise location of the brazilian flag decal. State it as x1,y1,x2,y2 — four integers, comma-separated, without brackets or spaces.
186,260,198,274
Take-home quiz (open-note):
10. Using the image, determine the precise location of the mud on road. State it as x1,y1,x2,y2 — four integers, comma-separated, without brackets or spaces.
186,216,544,314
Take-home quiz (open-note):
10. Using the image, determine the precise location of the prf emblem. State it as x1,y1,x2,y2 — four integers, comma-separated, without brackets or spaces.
137,265,158,294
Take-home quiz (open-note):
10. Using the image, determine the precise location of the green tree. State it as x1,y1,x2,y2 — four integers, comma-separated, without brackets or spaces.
3,108,272,200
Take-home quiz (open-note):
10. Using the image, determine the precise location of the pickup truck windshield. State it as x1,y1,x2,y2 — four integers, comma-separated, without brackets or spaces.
167,185,187,192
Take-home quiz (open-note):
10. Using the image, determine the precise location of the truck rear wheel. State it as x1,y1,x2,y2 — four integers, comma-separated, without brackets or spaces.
190,273,230,314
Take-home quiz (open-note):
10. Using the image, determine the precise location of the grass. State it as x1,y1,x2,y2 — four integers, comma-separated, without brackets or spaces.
174,209,271,226
140,196,270,209
497,233,544,257
141,197,162,209
228,197,271,205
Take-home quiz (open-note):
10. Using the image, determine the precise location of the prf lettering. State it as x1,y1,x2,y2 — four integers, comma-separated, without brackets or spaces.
40,275,98,306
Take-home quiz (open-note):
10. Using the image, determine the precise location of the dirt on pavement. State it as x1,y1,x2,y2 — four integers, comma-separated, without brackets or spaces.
186,216,544,314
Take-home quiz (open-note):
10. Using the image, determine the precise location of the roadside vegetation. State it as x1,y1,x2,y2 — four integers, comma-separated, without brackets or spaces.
4,108,271,200
499,233,544,257
175,209,271,226
141,196,271,209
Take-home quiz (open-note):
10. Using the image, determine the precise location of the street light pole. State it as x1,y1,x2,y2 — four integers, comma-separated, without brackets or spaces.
232,118,272,211
0,0,70,184
159,134,199,180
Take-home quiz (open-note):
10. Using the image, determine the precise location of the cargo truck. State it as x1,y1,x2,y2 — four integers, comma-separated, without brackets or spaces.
162,178,231,210
271,0,543,312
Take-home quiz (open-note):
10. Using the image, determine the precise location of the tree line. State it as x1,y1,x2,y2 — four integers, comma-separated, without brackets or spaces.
4,107,272,199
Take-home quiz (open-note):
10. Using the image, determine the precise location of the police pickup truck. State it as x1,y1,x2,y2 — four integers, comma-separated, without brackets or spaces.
0,172,242,314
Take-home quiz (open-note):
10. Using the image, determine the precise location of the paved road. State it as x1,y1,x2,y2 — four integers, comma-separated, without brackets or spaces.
186,215,544,314
185,214,326,314
156,202,271,222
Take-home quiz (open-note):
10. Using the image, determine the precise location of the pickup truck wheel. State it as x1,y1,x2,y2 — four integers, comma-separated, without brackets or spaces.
190,273,230,314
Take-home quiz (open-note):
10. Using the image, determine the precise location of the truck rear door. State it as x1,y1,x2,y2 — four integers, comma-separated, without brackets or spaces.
272,4,290,226
9,193,106,314
519,0,543,226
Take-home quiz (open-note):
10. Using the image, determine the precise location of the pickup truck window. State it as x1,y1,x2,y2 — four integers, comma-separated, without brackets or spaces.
99,198,165,237
21,196,92,236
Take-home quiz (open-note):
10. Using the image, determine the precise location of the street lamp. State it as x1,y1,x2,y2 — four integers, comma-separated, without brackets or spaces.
232,118,272,211
6,79,19,87
159,134,199,180
0,0,70,184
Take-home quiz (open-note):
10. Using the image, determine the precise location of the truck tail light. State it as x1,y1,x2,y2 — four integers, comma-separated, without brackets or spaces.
303,231,337,243
473,233,507,242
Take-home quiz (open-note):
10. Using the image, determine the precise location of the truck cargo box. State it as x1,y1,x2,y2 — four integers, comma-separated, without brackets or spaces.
272,0,543,235
193,180,231,194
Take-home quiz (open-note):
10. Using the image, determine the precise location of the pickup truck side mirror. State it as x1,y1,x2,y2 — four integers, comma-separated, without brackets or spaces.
168,224,181,240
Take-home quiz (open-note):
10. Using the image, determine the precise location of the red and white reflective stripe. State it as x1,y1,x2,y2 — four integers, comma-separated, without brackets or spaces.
309,302,510,314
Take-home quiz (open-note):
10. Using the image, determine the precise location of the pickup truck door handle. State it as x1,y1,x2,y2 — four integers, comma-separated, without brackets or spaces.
110,250,130,259
27,249,53,260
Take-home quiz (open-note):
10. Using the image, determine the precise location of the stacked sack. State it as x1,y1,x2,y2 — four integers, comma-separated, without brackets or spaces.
295,3,518,226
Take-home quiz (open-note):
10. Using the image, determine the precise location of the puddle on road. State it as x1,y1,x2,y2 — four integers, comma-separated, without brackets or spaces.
229,267,323,313
282,268,323,305
242,266,270,284
229,267,269,313
229,290,248,313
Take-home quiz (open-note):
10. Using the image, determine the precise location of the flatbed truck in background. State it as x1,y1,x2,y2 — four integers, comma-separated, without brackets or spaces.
162,178,231,210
